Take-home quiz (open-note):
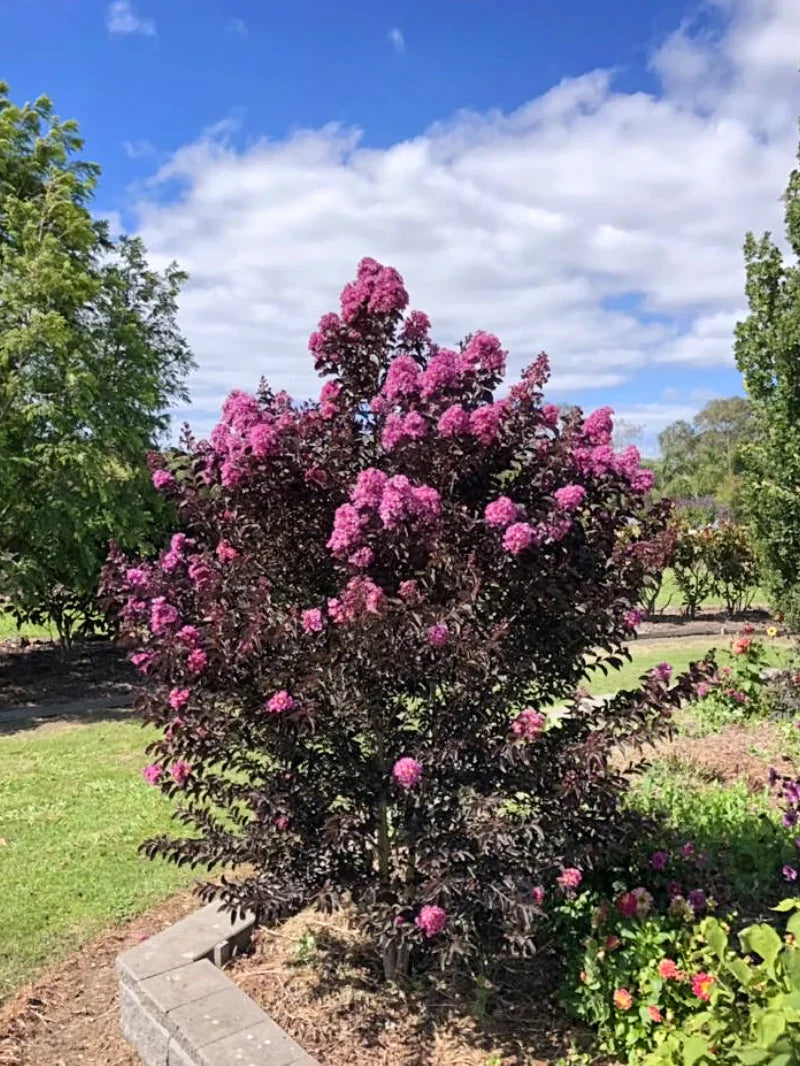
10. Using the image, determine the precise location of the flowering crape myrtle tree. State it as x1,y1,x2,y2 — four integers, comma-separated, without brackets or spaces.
103,259,708,978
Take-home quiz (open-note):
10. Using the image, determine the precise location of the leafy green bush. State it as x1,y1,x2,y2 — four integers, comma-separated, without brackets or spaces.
626,765,791,910
704,522,760,617
689,628,774,733
644,902,800,1065
672,523,717,619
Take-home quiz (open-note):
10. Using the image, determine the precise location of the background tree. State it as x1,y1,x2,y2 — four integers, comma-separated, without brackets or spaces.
653,397,753,519
734,132,800,629
0,84,193,643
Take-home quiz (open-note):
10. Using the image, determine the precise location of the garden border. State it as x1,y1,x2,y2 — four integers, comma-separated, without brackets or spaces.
117,901,319,1066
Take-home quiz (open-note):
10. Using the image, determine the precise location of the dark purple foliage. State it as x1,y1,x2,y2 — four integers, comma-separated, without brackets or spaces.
102,258,709,976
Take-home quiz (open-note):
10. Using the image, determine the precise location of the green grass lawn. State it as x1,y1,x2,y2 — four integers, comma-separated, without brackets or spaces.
0,611,54,641
585,635,788,695
0,719,195,1000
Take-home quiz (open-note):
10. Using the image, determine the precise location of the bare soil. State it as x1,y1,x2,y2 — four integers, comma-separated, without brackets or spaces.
229,907,588,1066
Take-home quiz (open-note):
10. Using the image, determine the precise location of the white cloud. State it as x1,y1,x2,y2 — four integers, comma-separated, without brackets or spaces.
106,0,156,36
130,0,800,437
389,27,405,54
227,17,248,36
122,138,155,159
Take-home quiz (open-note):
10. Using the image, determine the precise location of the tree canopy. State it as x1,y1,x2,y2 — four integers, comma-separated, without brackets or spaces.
653,396,754,516
0,83,194,641
734,130,800,628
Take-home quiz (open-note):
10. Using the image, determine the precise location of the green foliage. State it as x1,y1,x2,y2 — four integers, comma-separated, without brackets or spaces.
734,135,800,632
626,765,791,910
654,398,754,516
671,524,718,619
644,904,800,1066
689,631,778,733
704,523,760,616
669,521,761,619
0,84,193,643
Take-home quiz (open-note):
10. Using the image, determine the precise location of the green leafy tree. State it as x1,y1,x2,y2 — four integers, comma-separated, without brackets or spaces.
0,84,193,644
654,398,753,516
735,133,800,630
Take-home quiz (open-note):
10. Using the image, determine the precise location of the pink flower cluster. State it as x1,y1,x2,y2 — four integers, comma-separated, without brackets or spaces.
503,522,539,555
169,688,190,711
339,257,409,324
510,708,545,739
170,760,192,787
484,496,518,528
392,757,422,790
150,597,179,635
554,484,586,512
382,410,428,451
427,623,449,648
267,690,295,714
152,469,174,491
624,608,645,630
435,403,468,437
415,904,446,938
557,868,583,891
582,406,613,445
302,608,325,633
328,470,441,558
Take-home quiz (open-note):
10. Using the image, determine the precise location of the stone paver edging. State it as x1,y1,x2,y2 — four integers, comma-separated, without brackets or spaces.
118,902,319,1065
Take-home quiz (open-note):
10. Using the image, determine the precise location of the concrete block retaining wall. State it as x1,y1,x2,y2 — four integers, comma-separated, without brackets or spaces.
117,902,319,1066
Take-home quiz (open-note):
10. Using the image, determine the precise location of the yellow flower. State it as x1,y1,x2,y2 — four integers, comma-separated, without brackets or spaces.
767,626,779,638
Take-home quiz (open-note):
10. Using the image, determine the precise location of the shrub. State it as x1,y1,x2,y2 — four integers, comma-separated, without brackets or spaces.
671,523,717,619
643,902,800,1065
704,522,760,617
560,868,800,1063
689,627,774,732
627,765,792,910
102,257,709,978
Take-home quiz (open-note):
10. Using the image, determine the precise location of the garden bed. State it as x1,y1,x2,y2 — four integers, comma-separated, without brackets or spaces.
228,906,587,1066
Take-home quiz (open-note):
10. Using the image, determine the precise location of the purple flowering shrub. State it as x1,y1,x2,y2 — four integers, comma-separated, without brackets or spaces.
102,258,710,977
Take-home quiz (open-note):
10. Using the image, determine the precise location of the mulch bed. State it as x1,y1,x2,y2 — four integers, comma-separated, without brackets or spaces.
0,890,200,1066
0,639,133,712
229,908,586,1066
635,606,771,641
655,719,791,792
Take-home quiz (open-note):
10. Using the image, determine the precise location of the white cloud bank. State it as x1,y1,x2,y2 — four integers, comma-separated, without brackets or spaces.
131,0,800,434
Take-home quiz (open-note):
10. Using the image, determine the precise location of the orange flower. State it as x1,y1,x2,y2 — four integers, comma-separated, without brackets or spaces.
691,971,715,1001
613,987,633,1011
648,1005,663,1023
731,636,752,655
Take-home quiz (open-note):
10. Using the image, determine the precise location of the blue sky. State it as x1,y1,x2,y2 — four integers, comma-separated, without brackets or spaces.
3,0,799,451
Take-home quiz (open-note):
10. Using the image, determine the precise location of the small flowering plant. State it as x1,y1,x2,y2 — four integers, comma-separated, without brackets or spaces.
643,900,800,1065
690,626,777,732
558,871,720,1061
102,258,710,979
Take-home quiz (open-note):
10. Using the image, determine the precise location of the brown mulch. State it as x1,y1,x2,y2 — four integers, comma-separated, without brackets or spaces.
229,908,586,1066
0,639,133,712
652,719,790,792
635,606,771,641
0,890,201,1066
